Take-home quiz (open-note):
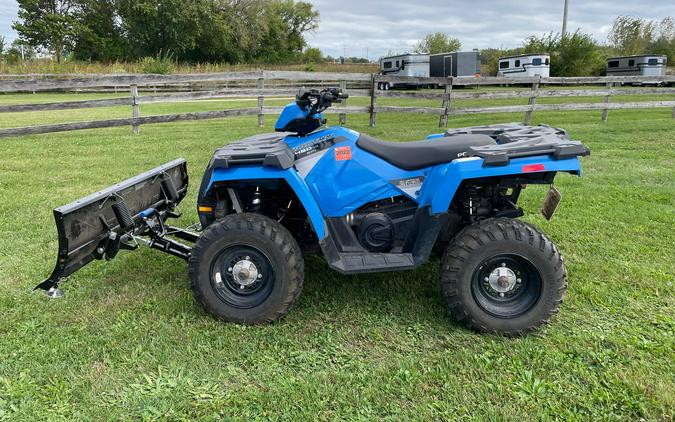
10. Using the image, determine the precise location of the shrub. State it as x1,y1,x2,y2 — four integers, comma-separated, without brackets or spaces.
139,50,175,74
303,47,323,64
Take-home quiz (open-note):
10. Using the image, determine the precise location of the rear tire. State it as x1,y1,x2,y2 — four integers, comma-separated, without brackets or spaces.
188,213,304,324
440,218,567,335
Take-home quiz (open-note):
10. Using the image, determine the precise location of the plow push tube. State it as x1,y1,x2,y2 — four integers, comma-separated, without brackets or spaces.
35,159,190,293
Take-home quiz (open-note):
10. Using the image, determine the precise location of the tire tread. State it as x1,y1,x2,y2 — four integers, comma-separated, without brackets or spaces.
440,217,567,336
188,213,304,324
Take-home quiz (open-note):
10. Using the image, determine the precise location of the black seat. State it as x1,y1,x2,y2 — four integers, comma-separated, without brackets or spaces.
357,134,497,170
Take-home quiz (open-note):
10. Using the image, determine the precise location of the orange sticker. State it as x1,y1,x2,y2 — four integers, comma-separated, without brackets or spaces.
334,146,352,161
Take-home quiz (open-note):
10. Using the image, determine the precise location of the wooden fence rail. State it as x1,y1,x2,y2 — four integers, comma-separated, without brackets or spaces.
1,71,674,138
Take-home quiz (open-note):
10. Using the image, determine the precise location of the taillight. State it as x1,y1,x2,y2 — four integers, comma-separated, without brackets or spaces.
522,164,545,172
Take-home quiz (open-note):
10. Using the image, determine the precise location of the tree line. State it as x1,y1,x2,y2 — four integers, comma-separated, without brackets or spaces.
481,16,675,76
9,0,319,64
3,5,674,77
414,17,674,77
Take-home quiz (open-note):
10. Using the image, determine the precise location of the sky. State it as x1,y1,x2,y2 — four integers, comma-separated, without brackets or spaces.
1,0,672,59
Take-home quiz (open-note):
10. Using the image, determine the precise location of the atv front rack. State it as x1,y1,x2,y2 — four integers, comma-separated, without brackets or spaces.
35,159,196,295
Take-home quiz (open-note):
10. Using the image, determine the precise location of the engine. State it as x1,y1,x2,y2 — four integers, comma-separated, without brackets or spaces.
346,197,417,253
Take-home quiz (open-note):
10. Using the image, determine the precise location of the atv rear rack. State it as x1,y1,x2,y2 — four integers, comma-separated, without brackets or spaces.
444,123,590,166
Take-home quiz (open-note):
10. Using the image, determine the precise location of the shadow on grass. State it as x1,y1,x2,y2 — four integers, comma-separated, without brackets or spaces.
66,246,460,333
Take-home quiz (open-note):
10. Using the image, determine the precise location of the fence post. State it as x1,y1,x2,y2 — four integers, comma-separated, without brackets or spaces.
257,77,265,127
602,82,613,123
338,80,347,125
130,84,140,134
369,74,378,127
524,76,540,125
439,76,453,127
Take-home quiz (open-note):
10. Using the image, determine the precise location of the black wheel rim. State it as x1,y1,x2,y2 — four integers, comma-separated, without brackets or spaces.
471,254,543,319
210,245,274,309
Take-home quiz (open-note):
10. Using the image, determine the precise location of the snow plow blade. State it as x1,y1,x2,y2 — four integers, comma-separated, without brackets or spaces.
35,159,189,292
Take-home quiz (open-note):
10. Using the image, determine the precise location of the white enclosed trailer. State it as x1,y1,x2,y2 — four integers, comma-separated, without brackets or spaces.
378,54,429,89
498,53,550,78
606,55,667,81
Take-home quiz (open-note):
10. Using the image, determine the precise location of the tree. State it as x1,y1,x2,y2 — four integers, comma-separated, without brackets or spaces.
113,0,318,63
12,0,321,64
72,0,126,61
523,31,604,76
608,16,656,55
0,36,5,57
13,0,80,63
608,15,675,64
480,47,522,76
647,17,675,63
5,39,36,63
303,47,323,63
346,57,369,63
414,32,461,54
650,36,675,63
255,0,319,63
116,0,205,61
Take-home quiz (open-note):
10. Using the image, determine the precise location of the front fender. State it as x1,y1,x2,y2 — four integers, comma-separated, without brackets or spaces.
418,156,582,214
204,166,327,240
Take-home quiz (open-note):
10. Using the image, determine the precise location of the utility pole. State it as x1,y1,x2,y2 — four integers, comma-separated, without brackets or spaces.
561,0,570,38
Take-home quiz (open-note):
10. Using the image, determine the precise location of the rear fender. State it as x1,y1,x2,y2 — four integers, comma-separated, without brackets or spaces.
418,155,582,214
203,166,326,240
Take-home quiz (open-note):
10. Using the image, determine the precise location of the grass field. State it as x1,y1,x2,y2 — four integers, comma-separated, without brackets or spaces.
0,92,673,420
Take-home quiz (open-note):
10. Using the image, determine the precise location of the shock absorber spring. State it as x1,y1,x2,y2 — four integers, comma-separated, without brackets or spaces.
251,186,262,212
460,186,481,220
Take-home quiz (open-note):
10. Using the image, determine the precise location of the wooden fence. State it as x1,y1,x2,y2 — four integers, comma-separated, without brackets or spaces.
1,71,674,138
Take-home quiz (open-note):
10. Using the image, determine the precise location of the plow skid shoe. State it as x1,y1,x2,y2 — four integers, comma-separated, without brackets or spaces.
36,159,189,292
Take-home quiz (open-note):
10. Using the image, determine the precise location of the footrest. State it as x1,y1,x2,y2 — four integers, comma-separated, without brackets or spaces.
331,252,415,273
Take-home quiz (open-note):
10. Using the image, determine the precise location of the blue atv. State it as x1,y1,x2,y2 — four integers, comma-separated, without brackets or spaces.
38,87,589,335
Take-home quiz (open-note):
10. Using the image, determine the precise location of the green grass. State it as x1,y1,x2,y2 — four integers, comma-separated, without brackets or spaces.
0,92,673,420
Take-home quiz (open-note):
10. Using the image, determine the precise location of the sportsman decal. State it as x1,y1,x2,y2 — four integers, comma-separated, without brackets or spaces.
293,135,345,159
390,176,425,197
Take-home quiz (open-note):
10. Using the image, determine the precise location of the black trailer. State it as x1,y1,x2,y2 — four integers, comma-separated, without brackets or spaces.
429,51,481,78
378,51,481,89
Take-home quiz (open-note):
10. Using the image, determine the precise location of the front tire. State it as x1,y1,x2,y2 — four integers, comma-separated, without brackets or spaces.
188,213,304,324
440,218,567,335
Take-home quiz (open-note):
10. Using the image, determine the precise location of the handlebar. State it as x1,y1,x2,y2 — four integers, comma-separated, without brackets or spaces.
296,87,349,114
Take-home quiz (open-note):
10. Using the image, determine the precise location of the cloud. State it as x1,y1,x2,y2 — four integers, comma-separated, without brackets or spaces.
1,0,672,59
0,0,19,43
307,0,673,58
